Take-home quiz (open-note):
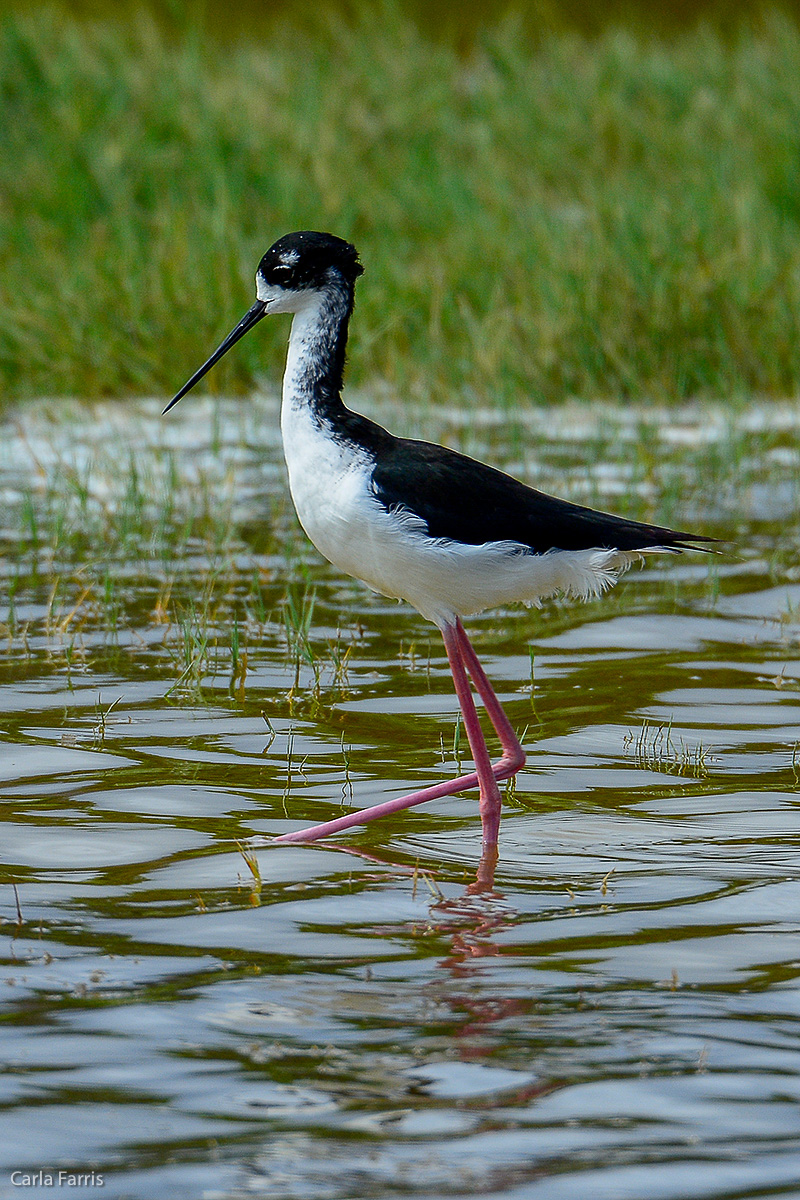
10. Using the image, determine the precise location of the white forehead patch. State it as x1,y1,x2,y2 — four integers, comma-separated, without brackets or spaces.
279,249,300,266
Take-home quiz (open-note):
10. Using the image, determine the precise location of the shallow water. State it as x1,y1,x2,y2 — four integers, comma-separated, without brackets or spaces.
1,395,800,1200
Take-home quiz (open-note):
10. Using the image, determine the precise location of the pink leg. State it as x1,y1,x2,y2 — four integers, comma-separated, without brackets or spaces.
441,622,504,847
273,619,525,845
455,619,526,775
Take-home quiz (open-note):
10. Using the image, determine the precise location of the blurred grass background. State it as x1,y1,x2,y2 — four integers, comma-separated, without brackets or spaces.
1,1,799,405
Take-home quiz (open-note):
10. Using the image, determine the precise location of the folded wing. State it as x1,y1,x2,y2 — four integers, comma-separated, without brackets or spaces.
372,437,712,553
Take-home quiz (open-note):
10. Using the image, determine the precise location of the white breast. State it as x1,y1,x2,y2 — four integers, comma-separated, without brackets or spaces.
280,394,382,579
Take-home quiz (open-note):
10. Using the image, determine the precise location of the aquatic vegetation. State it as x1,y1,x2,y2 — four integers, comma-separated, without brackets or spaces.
625,718,713,779
236,840,262,906
282,579,320,696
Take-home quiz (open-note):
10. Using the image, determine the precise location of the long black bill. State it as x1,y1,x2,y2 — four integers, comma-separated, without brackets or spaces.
162,300,268,415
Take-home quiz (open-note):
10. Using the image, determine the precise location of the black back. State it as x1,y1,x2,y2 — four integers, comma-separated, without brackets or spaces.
371,436,709,553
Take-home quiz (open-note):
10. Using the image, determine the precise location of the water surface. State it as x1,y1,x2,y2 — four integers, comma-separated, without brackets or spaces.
1,396,800,1199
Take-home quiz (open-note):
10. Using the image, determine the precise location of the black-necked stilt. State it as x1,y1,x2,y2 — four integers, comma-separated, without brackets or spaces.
166,230,711,854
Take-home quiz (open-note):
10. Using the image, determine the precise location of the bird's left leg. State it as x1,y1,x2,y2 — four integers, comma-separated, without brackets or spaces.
451,619,527,887
440,621,503,849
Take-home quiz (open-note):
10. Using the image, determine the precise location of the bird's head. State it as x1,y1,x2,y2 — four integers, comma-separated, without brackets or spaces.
164,231,362,412
255,231,363,312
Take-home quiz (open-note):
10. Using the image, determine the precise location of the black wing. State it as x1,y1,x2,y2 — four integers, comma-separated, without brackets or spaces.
371,437,711,553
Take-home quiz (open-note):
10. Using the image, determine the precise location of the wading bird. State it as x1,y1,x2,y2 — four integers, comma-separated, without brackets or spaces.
166,231,709,856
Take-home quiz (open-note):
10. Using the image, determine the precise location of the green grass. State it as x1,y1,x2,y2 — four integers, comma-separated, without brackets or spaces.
2,5,800,404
